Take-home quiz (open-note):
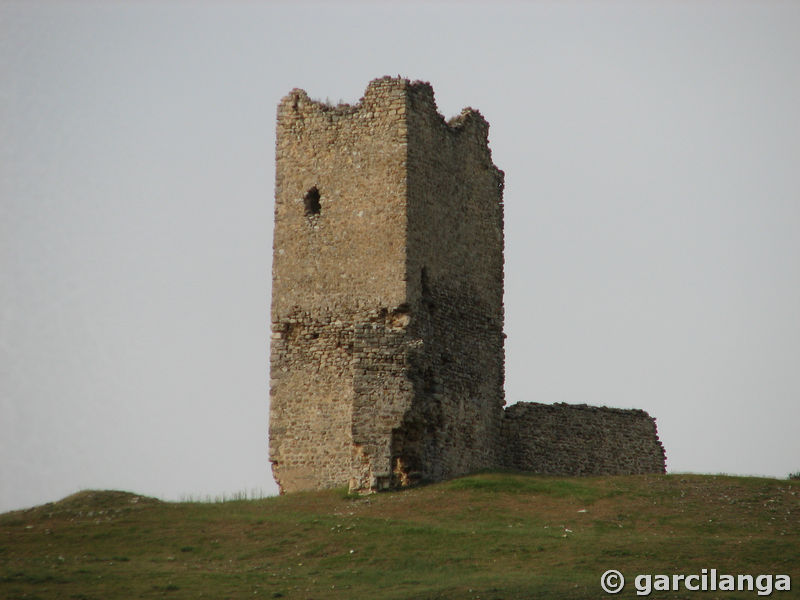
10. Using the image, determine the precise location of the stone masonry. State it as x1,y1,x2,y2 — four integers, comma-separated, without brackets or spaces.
502,403,667,475
268,77,666,494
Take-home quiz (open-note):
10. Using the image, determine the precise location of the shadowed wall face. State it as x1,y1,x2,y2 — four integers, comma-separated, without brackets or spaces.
394,83,505,483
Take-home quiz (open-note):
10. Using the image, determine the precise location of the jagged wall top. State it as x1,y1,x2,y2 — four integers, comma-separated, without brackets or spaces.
277,76,493,141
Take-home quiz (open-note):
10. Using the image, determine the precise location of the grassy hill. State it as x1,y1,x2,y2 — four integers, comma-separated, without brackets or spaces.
2,473,798,599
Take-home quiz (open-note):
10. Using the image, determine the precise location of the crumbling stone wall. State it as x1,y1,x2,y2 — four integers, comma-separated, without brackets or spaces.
269,77,666,495
501,403,667,475
269,77,505,493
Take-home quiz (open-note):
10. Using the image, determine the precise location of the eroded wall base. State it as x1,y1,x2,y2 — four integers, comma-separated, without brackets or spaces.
270,305,419,494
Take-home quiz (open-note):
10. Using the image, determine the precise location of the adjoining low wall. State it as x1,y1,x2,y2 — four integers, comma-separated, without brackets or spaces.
500,402,666,476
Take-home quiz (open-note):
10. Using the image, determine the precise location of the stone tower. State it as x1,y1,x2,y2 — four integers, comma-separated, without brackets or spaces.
269,77,505,493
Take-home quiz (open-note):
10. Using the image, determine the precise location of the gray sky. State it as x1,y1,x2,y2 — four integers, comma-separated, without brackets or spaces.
2,1,799,513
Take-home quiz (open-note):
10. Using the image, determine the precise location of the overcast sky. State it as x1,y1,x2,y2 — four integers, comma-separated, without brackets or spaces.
2,1,799,513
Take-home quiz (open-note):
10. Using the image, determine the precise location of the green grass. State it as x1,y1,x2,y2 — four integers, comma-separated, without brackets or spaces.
2,473,798,599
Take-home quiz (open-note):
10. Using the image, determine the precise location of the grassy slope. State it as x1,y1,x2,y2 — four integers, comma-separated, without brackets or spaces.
1,473,798,599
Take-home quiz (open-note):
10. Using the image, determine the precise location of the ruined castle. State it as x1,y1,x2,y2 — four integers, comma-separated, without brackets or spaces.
268,77,666,494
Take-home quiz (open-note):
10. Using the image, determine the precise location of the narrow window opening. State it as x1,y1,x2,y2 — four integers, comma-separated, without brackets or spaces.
304,186,321,216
